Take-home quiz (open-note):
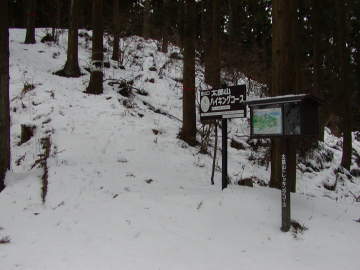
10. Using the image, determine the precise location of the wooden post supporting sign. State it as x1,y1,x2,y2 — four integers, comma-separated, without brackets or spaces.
222,119,228,190
199,85,246,190
281,140,291,232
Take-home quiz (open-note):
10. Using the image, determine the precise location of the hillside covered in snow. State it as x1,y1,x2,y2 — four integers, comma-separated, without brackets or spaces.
0,29,359,270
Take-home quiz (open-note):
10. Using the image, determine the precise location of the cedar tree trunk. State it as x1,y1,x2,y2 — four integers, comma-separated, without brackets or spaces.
112,0,120,61
181,0,196,146
205,0,221,88
161,0,169,53
86,0,104,95
336,0,352,170
143,0,151,39
270,0,296,189
0,1,10,191
57,0,81,77
25,0,37,44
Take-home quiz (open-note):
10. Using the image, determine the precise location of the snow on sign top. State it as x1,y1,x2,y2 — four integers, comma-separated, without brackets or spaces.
246,94,322,107
199,85,247,120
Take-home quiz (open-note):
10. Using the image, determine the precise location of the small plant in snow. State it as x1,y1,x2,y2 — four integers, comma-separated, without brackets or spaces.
21,81,36,95
290,220,308,239
199,124,214,155
194,156,205,168
0,236,10,244
169,52,183,60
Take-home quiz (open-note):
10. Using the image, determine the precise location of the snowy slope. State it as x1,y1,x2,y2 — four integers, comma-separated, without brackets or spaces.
0,29,359,270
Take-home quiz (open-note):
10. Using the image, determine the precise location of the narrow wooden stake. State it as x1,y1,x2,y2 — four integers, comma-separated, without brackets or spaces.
222,119,228,190
281,140,291,232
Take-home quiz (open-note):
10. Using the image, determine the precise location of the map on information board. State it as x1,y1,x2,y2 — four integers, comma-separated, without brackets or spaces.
252,107,282,135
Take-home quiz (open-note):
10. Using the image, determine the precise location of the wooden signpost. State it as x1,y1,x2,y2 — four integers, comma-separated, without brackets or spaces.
200,85,247,190
247,94,321,232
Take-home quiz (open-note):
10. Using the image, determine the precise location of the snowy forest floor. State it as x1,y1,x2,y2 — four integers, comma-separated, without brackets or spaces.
0,29,359,270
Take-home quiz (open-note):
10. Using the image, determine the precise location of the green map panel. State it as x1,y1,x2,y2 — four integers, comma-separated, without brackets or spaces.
253,107,282,135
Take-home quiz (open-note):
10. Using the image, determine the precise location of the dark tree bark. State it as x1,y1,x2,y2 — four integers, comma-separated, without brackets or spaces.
336,0,352,170
177,0,185,48
181,0,196,146
0,0,10,191
288,0,302,193
270,0,297,189
25,0,37,44
51,0,61,42
86,0,104,95
161,0,169,53
143,0,151,39
205,0,221,88
56,0,81,77
312,0,321,96
312,0,325,141
112,0,121,61
203,0,212,85
293,0,304,94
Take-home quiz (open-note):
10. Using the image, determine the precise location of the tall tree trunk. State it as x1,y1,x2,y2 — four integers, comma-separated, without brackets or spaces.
312,0,321,96
204,0,221,88
227,0,234,41
0,0,10,191
25,0,37,44
336,0,352,170
211,0,221,87
177,0,185,48
293,0,303,94
270,0,296,189
78,0,87,29
161,0,169,53
143,0,151,39
57,0,81,77
204,0,212,85
288,0,303,193
181,0,196,146
312,0,325,141
56,0,61,28
86,0,104,95
112,0,120,61
52,0,61,42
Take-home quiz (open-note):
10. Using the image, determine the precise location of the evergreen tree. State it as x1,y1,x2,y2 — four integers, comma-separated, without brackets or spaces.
204,0,221,88
270,0,297,189
336,0,352,170
86,0,104,95
55,0,81,77
0,0,10,191
181,0,196,146
143,0,151,39
25,0,37,44
161,0,169,53
112,0,121,61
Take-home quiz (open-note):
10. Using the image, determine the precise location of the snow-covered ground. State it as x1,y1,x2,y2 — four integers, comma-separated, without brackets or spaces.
0,29,359,270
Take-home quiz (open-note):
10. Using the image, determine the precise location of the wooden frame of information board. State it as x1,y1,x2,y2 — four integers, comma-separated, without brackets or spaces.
246,94,321,232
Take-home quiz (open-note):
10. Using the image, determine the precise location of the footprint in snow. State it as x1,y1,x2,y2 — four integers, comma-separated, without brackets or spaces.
117,157,128,163
145,179,153,184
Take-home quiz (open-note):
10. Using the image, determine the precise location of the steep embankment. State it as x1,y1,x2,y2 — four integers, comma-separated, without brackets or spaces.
0,29,359,270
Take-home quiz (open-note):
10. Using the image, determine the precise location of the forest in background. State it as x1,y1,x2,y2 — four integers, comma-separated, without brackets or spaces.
1,0,360,193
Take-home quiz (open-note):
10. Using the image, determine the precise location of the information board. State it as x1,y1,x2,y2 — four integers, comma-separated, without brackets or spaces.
252,107,283,135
